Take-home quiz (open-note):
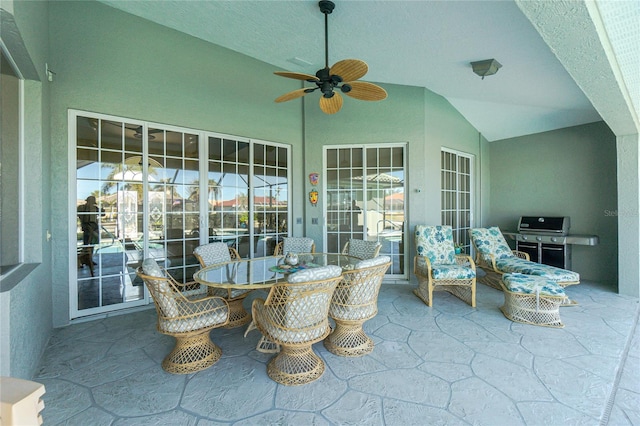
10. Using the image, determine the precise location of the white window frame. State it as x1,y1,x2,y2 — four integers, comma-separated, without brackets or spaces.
0,44,27,291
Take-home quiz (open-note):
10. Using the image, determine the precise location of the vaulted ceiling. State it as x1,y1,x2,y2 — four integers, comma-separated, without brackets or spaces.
99,0,638,141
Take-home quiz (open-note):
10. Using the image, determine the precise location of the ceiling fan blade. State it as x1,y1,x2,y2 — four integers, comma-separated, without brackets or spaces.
319,92,343,114
344,81,388,101
274,71,319,82
275,88,310,103
330,59,368,82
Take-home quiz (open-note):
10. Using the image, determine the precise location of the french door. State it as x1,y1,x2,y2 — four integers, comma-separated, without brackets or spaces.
71,111,289,318
324,145,406,277
441,148,474,252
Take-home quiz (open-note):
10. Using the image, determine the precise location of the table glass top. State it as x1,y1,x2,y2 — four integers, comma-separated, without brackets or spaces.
193,253,360,289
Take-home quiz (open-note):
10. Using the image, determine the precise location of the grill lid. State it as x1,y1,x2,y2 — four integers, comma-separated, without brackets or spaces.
518,216,570,235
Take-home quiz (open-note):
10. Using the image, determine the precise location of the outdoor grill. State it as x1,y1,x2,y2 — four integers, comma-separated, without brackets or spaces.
504,216,598,270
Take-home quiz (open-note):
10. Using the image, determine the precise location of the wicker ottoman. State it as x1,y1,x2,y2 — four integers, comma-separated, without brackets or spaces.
500,273,567,328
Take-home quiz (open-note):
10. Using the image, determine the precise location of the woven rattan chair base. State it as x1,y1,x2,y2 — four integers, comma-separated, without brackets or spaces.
225,298,251,328
413,284,475,308
266,345,325,386
324,321,374,357
477,268,503,290
162,332,222,374
500,288,565,328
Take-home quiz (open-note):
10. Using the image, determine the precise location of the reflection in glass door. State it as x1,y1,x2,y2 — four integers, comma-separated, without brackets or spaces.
73,113,290,318
206,137,289,258
75,115,148,316
74,114,202,317
325,145,406,277
147,128,201,283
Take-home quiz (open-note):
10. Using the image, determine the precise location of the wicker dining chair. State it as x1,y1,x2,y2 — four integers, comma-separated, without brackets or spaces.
324,256,391,357
193,242,250,328
413,225,477,307
341,239,382,260
251,265,342,385
273,237,315,256
137,258,229,374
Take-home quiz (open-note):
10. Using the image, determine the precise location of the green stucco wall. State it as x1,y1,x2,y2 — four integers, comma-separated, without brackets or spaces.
3,0,53,379
489,122,618,286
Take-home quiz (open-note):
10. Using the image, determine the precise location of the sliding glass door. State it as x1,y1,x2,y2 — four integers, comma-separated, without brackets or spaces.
72,112,289,318
325,145,406,277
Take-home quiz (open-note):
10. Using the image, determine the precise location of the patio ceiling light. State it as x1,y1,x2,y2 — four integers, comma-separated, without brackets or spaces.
470,59,502,79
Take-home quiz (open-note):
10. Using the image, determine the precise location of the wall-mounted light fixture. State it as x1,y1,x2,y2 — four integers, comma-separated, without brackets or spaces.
470,59,502,79
45,63,56,82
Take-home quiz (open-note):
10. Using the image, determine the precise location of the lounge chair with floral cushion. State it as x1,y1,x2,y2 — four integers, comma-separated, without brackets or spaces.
193,242,250,328
273,237,316,256
324,256,391,356
251,265,342,385
414,225,477,307
469,227,580,290
341,239,382,260
137,258,229,374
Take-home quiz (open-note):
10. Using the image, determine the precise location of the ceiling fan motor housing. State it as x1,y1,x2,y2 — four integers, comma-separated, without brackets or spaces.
319,1,335,15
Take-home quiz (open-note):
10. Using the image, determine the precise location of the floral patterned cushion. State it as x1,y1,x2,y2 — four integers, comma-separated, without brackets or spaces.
347,239,382,260
282,237,315,254
415,225,456,265
469,227,514,264
502,273,566,297
495,257,580,283
194,242,232,266
432,264,476,280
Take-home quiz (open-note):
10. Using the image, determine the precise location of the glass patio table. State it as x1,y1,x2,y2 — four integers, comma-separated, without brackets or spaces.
193,253,361,328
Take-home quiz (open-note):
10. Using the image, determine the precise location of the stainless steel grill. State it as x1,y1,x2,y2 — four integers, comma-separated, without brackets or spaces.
505,216,598,270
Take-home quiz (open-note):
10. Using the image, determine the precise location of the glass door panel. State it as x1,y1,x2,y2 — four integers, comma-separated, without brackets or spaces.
148,130,201,283
325,145,406,277
441,149,474,252
253,142,289,257
75,116,147,315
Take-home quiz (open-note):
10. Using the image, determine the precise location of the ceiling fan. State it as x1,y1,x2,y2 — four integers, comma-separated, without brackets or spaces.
274,0,387,114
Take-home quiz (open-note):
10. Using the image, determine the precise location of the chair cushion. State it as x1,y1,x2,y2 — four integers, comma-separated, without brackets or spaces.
282,237,315,254
431,264,476,280
142,258,164,278
495,257,580,283
415,225,456,265
159,303,229,334
469,227,514,264
142,258,179,317
347,239,381,260
288,265,342,283
253,300,328,343
502,273,566,297
355,255,391,269
194,242,232,266
331,259,390,321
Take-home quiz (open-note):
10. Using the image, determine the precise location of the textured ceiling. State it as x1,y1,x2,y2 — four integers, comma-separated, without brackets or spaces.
98,0,637,141
597,0,640,123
